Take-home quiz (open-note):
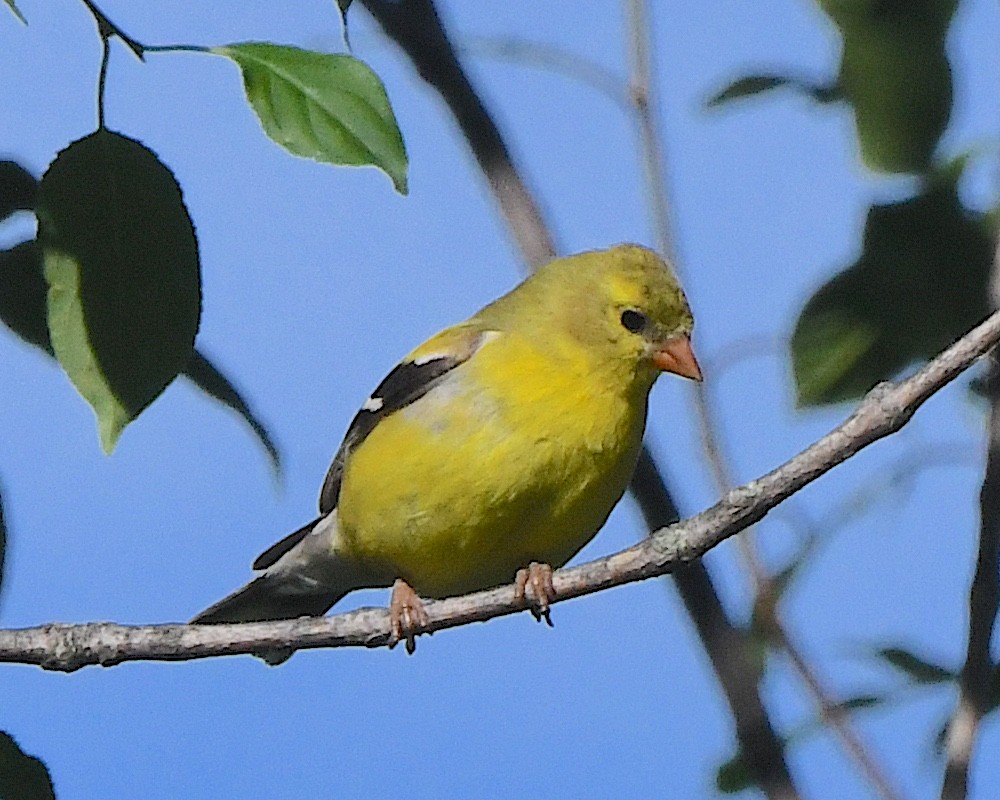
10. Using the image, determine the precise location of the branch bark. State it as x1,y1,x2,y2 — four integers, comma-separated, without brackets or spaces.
2,308,998,671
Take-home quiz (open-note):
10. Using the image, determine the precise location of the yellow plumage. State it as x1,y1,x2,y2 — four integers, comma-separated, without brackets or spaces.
194,244,700,651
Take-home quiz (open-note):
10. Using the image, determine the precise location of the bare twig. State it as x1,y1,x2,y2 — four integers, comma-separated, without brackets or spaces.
631,450,797,800
940,241,1000,800
621,4,798,794
1,308,997,671
359,0,555,269
461,37,628,108
361,2,798,795
622,4,903,797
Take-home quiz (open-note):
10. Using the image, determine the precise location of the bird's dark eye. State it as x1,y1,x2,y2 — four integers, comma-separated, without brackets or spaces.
620,309,647,334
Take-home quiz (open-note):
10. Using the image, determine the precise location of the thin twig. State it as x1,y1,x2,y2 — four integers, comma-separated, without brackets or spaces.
1,307,998,671
621,3,799,795
460,37,628,108
940,239,1000,800
631,450,798,800
622,3,903,797
360,0,556,269
362,3,798,795
79,0,145,59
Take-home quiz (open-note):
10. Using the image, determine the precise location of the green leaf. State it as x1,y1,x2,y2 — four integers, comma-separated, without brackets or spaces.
0,161,38,221
792,172,992,405
36,130,202,452
0,732,55,800
2,0,26,24
0,241,51,354
876,647,955,685
0,240,276,468
708,74,838,107
183,351,281,474
716,751,754,794
215,44,407,193
818,0,957,174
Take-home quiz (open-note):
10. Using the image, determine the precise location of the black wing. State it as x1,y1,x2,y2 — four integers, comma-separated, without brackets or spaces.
317,328,488,514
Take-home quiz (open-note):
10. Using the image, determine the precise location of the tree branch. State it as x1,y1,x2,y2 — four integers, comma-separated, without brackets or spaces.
940,241,1000,800
361,2,798,794
359,0,556,269
2,309,998,672
622,2,876,796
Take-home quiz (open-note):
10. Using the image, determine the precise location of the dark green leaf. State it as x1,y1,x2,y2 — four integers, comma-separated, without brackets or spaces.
0,240,275,467
877,647,955,685
0,732,55,800
831,694,885,712
819,0,957,173
2,0,26,24
37,130,202,452
215,44,407,193
183,351,281,474
792,174,992,405
708,74,838,107
716,751,754,795
0,241,51,353
0,161,37,221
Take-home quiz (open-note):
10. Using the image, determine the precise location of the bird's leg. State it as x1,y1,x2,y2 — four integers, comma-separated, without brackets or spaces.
388,578,430,654
514,561,556,626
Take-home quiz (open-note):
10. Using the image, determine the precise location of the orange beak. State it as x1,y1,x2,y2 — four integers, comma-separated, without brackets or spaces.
652,335,702,381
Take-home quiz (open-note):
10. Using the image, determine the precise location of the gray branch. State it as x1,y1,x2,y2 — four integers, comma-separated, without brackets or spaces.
3,309,999,672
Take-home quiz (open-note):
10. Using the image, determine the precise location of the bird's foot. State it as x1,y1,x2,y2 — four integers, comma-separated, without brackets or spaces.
388,578,430,654
514,562,556,626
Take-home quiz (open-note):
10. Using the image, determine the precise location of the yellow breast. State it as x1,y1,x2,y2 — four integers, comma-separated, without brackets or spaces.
336,331,648,597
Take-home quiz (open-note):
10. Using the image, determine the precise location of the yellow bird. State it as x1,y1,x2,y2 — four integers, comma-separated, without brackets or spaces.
193,244,700,653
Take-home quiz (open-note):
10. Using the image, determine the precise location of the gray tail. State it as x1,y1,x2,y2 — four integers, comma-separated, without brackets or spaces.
191,512,357,658
191,575,347,624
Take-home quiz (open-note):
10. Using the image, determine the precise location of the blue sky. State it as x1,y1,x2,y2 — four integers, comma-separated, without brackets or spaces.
2,1,999,798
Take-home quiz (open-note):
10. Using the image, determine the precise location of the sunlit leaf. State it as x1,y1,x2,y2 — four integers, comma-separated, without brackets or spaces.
183,351,281,474
36,130,202,452
215,43,407,193
877,647,955,685
0,732,55,800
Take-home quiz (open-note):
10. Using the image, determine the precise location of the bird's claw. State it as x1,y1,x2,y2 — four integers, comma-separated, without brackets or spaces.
514,562,556,626
388,578,430,654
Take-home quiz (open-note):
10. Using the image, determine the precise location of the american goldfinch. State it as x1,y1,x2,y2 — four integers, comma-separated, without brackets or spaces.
193,244,700,653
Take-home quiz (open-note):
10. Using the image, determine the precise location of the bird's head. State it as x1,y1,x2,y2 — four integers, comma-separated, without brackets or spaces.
522,244,701,388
